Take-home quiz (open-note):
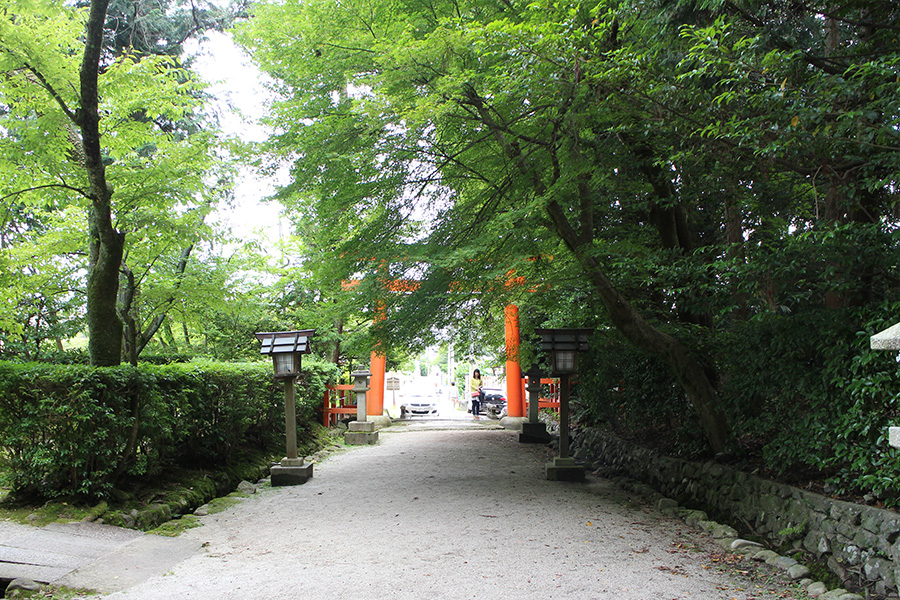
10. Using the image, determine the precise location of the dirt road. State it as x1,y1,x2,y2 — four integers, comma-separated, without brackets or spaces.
94,424,799,599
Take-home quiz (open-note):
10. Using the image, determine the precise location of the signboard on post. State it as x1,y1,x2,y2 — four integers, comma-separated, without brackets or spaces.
386,376,400,409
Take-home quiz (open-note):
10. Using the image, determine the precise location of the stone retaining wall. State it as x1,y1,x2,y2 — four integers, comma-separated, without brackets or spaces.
572,428,900,598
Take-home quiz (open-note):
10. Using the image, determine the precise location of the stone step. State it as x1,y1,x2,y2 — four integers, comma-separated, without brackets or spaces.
0,521,200,593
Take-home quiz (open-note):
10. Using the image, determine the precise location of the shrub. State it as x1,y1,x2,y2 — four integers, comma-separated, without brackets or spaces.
576,334,706,457
0,358,338,500
576,302,900,507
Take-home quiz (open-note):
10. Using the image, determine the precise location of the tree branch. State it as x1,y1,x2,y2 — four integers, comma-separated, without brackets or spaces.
136,244,194,356
0,183,89,203
722,0,847,76
20,64,79,124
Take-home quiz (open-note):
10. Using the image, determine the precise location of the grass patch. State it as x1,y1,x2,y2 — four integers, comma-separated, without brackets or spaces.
804,558,842,590
205,495,246,515
0,497,98,527
5,583,96,599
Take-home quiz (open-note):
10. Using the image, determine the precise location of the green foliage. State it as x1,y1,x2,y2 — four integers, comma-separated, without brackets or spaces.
131,353,193,365
0,359,337,500
576,333,708,457
716,304,900,507
237,0,900,460
99,0,242,60
820,312,900,503
576,220,900,504
579,304,900,504
0,362,135,498
2,0,896,511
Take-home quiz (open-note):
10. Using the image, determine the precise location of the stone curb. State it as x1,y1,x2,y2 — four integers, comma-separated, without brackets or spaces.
607,473,866,600
95,445,348,531
136,441,351,526
97,475,266,531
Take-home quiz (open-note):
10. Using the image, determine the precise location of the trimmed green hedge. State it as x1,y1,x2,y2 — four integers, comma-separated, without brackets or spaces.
0,359,339,500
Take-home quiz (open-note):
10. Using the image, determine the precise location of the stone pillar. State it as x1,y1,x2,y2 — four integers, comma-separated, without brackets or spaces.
559,373,570,459
545,374,584,481
284,377,298,459
345,369,378,445
520,366,550,443
871,323,900,449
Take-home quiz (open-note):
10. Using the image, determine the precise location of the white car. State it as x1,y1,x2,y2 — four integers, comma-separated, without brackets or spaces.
401,392,439,417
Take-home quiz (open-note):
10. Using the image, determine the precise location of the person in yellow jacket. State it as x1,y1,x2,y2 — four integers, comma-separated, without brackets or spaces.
469,369,484,416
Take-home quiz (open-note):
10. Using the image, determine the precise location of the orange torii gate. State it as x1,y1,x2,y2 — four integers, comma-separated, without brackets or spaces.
341,276,527,419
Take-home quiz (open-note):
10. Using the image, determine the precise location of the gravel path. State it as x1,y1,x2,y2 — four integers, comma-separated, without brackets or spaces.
94,424,798,599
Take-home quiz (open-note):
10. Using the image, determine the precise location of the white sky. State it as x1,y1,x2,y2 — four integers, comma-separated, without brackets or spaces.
185,31,286,245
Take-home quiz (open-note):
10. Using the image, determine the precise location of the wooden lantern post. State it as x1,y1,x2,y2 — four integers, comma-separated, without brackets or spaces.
536,328,593,481
255,330,316,486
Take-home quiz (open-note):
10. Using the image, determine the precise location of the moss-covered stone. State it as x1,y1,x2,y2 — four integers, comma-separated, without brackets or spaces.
136,504,172,529
150,515,201,537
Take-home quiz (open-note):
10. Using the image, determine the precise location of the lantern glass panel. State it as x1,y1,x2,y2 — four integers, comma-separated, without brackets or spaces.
274,353,296,376
553,350,577,374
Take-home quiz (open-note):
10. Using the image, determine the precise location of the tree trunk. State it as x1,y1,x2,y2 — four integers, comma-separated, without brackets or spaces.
118,265,139,367
626,140,716,328
724,191,751,321
113,384,141,480
118,244,195,362
162,321,177,349
546,199,729,454
81,0,125,367
87,212,125,366
331,318,344,365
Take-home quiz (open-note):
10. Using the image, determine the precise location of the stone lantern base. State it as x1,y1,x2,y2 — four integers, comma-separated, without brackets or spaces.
271,458,314,486
545,457,585,481
344,420,379,445
519,421,551,444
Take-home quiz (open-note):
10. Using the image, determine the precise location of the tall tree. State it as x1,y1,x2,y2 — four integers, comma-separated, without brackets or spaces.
81,0,124,366
237,0,899,453
0,0,227,365
236,0,730,449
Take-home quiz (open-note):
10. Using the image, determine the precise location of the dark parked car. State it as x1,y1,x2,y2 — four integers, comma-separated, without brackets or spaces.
470,388,506,419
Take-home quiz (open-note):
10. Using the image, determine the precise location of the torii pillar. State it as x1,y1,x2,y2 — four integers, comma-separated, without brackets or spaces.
369,350,386,418
369,301,387,420
505,305,524,417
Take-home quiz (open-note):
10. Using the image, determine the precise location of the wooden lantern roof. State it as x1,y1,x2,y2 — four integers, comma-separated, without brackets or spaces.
255,330,316,355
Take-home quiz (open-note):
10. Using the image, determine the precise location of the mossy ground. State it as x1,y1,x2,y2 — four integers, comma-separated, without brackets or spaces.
0,496,97,528
149,514,202,537
0,426,350,599
4,584,95,599
0,424,346,531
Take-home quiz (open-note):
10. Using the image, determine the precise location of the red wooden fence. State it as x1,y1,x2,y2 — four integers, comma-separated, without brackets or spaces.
536,377,561,410
323,377,561,427
322,384,356,427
